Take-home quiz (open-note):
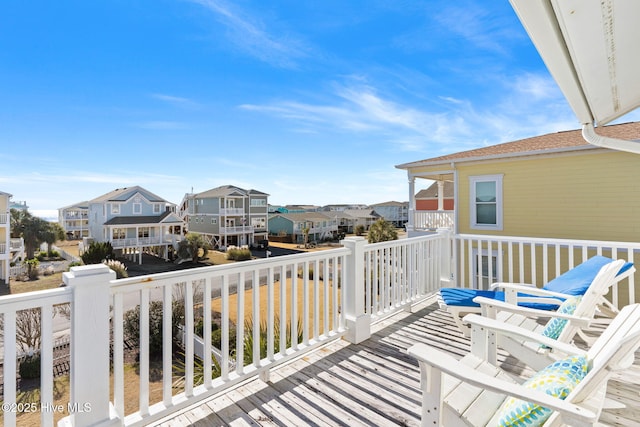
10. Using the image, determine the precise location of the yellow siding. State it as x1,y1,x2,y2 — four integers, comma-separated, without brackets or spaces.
446,150,640,242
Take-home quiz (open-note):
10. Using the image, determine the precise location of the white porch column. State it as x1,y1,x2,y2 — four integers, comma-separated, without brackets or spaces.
341,236,371,343
407,176,416,231
437,229,453,287
61,264,118,427
437,180,444,211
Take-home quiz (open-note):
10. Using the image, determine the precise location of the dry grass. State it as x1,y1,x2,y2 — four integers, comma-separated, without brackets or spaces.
4,363,167,426
210,277,340,337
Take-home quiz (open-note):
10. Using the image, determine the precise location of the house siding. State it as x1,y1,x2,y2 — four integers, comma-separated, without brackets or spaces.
416,199,455,210
452,150,640,242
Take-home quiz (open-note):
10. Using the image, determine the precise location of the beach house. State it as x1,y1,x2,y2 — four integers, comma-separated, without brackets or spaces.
58,201,89,239
85,186,184,263
179,185,269,249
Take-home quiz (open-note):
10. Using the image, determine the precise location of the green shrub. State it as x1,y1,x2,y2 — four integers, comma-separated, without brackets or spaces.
24,258,39,280
48,250,60,258
81,242,115,265
19,354,41,379
67,261,82,269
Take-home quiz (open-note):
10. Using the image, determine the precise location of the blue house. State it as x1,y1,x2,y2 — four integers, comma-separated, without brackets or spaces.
86,186,184,263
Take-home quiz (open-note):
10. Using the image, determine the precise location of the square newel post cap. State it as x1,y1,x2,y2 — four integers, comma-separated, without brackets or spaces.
63,264,115,287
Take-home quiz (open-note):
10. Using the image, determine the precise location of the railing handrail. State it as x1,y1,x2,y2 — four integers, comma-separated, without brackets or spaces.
456,233,640,250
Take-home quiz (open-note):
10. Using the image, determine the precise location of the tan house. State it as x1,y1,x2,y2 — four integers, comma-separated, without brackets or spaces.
397,121,640,242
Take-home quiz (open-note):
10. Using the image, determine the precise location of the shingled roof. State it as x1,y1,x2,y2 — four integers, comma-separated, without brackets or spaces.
396,121,640,169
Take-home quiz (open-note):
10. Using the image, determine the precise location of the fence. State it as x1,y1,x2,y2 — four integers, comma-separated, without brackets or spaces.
4,231,638,426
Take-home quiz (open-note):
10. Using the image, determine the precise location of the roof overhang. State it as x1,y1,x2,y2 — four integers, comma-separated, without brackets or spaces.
509,0,640,153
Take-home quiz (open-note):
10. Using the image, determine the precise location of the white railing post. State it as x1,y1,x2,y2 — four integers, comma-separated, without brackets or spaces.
437,229,453,287
60,264,117,427
342,237,371,344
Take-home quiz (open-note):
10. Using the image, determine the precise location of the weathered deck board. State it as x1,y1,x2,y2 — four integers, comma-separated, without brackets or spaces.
154,301,640,426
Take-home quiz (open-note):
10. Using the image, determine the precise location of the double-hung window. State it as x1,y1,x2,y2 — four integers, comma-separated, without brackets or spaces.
469,174,503,230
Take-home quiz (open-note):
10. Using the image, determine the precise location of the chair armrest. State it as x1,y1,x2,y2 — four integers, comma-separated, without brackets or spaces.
472,296,592,328
492,282,576,299
462,313,587,356
490,281,536,290
407,343,597,424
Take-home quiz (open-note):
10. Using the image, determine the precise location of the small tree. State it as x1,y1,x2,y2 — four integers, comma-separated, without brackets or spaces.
123,300,183,356
177,233,209,264
354,224,365,236
24,258,40,280
43,222,66,255
367,219,398,243
81,241,115,265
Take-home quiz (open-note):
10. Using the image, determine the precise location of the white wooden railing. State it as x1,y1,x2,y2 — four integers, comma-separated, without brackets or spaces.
110,235,183,248
220,225,254,234
412,210,455,230
0,287,73,426
454,234,640,307
2,232,639,426
219,208,245,216
364,233,448,320
0,213,7,224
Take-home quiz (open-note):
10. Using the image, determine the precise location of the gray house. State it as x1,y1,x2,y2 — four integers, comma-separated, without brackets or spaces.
86,186,184,263
179,185,269,249
268,212,337,244
369,201,408,227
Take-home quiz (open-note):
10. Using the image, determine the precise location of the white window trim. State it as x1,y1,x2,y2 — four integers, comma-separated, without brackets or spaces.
153,204,161,214
111,204,120,215
469,174,503,231
133,203,142,214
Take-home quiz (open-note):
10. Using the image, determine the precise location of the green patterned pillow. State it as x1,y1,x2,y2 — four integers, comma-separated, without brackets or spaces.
540,295,582,341
495,355,589,427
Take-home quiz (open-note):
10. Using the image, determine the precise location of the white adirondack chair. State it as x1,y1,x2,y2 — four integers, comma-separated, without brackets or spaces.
408,303,640,427
439,256,634,336
468,259,629,370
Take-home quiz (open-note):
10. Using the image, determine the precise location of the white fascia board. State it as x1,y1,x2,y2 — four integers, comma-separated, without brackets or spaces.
509,0,593,124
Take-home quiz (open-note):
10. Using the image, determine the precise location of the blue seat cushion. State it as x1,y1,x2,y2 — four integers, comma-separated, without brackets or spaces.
441,256,634,309
542,255,633,295
439,288,561,310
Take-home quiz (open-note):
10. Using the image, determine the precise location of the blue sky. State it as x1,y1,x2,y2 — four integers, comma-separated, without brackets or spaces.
0,0,611,220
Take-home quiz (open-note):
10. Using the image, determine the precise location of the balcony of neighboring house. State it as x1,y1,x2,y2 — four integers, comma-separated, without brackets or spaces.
63,212,88,220
219,225,255,234
2,232,640,426
219,207,245,216
0,212,7,225
412,209,455,232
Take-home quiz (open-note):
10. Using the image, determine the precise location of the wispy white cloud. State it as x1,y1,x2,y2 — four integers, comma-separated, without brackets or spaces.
434,4,522,54
151,93,199,109
189,0,309,68
239,70,578,156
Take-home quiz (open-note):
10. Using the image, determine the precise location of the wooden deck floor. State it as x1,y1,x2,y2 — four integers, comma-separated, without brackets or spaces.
155,299,640,427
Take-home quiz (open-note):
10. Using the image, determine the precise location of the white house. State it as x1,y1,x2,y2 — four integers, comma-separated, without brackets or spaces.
58,201,89,239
